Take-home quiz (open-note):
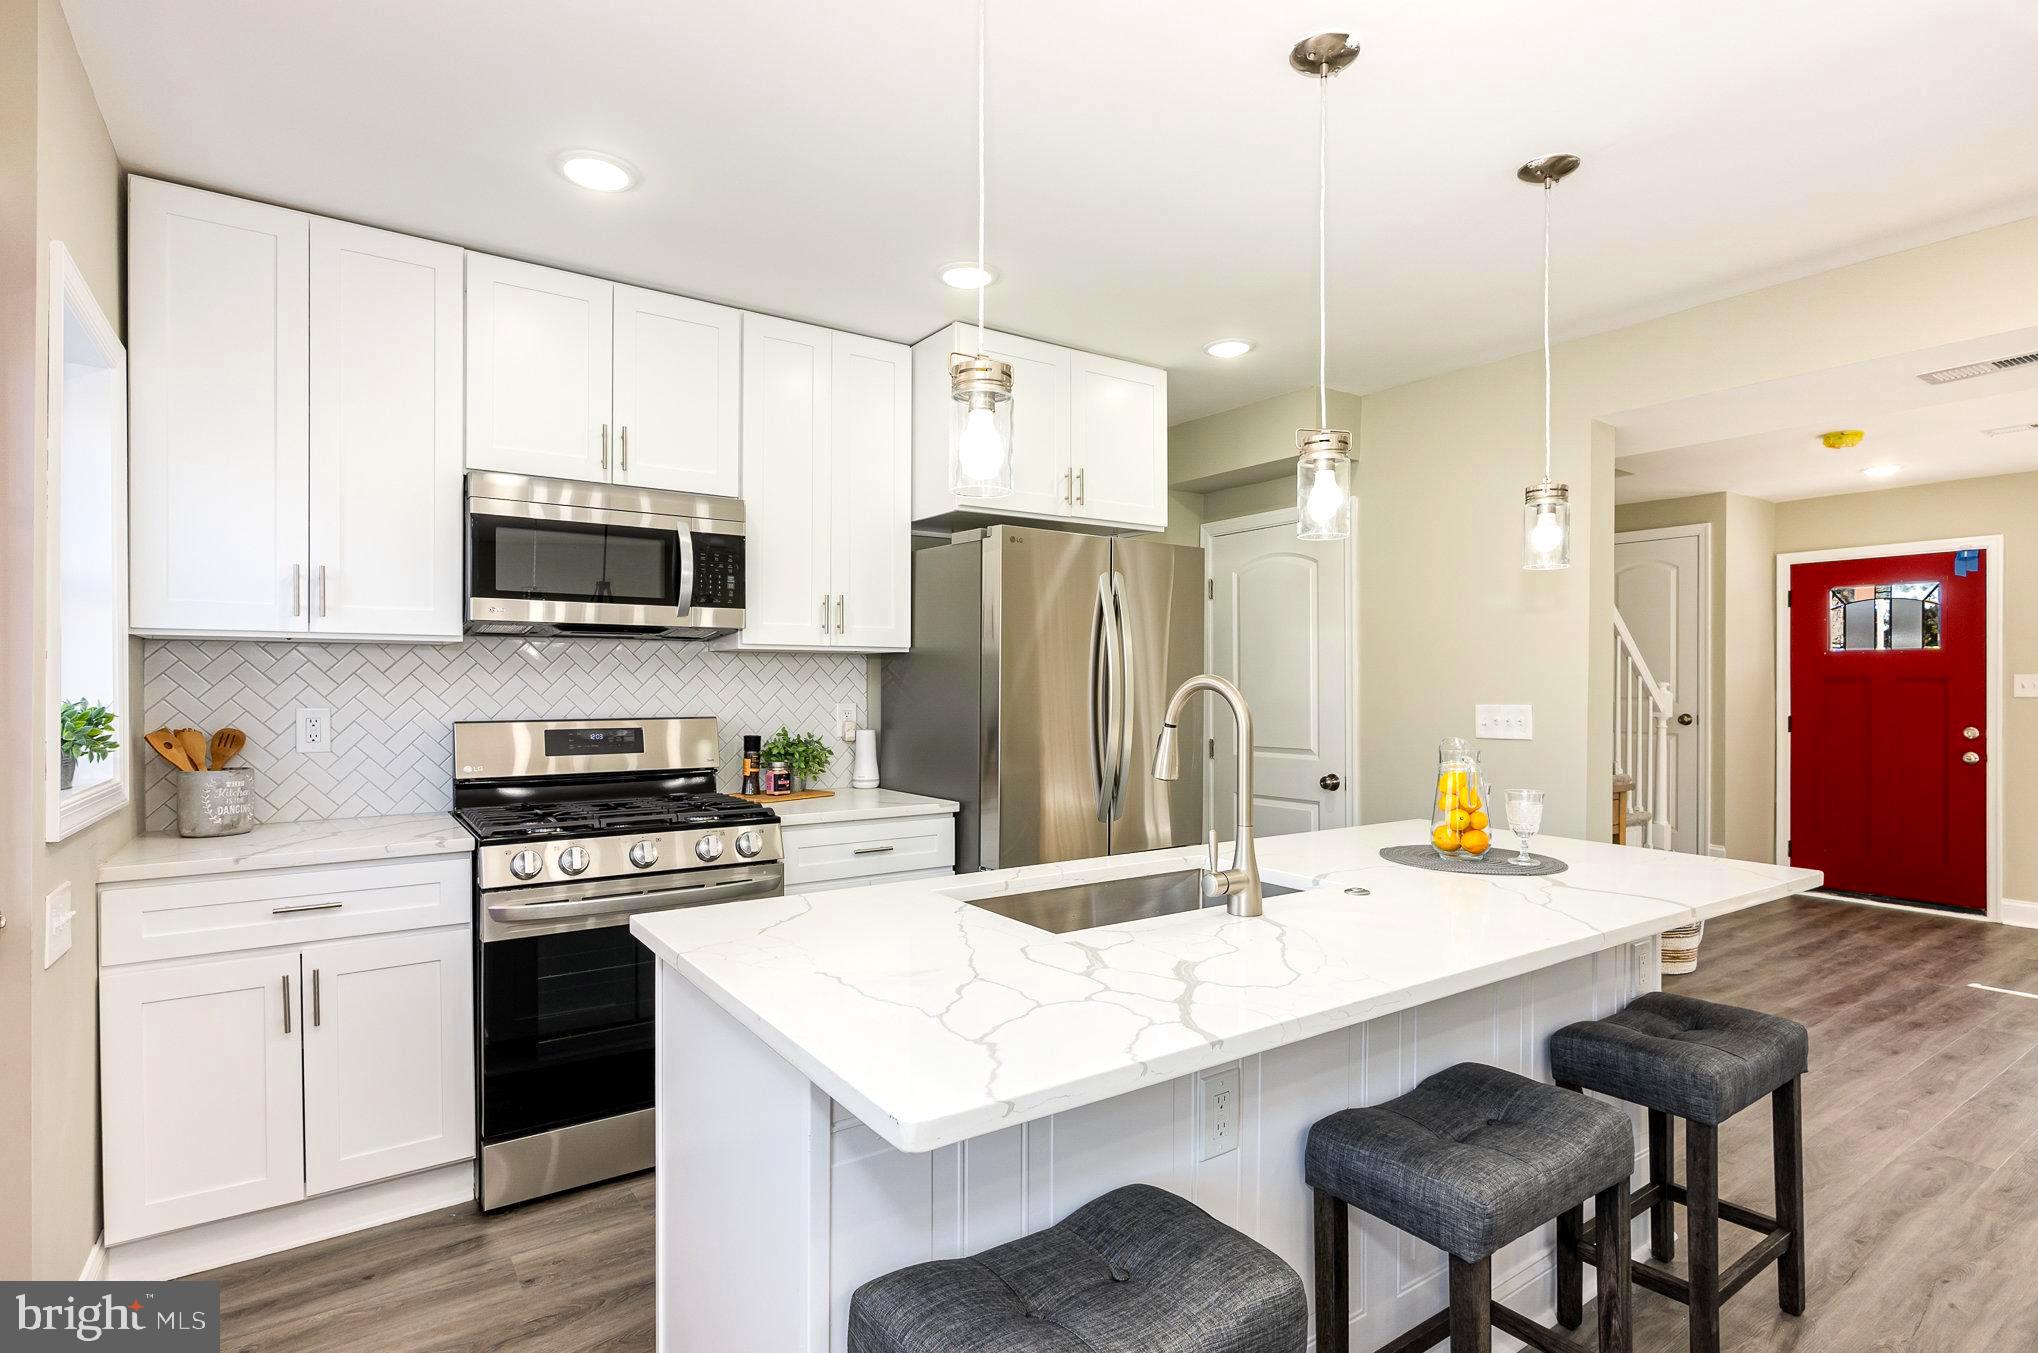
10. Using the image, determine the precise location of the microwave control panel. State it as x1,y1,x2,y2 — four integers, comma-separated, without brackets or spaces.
691,533,745,610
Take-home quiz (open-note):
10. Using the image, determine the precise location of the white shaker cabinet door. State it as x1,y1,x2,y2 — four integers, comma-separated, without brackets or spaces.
1069,350,1167,529
101,951,306,1245
301,928,475,1196
613,285,742,496
828,333,913,651
465,252,613,483
128,177,310,634
737,314,834,648
308,219,465,638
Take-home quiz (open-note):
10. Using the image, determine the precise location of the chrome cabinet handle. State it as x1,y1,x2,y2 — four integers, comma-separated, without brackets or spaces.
821,594,829,631
318,565,328,617
312,968,322,1027
1065,468,1074,506
620,425,630,472
271,900,344,915
836,594,845,632
292,565,302,617
600,423,610,472
282,974,292,1034
1076,468,1085,505
852,845,895,856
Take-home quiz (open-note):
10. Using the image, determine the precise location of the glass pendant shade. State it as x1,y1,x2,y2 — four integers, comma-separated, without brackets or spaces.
1295,430,1354,541
949,353,1014,497
1522,482,1571,571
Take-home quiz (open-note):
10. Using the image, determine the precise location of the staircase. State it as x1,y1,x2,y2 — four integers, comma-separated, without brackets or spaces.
1612,607,1674,850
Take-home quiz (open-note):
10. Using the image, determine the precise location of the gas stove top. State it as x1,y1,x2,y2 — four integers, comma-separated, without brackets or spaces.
453,792,775,844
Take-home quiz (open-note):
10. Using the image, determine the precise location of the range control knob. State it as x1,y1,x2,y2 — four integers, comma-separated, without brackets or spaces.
695,834,726,863
628,840,660,870
557,846,591,876
734,829,765,859
508,849,543,881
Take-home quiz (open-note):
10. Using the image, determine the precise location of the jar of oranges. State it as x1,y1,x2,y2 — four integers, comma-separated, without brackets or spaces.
1430,736,1494,859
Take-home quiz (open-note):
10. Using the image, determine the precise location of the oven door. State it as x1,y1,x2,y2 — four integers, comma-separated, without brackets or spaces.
468,495,694,631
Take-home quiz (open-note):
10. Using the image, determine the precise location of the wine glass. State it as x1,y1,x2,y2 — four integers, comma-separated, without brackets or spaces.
1503,789,1545,866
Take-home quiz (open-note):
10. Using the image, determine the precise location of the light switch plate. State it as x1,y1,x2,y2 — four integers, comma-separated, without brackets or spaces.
44,881,74,969
1199,1065,1240,1160
1476,703,1534,740
2016,675,2038,698
296,707,332,754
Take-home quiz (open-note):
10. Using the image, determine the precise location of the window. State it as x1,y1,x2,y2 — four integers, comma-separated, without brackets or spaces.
45,242,130,840
1828,581,1941,652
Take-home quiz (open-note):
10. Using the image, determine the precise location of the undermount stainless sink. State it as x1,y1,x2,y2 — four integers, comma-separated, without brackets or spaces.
963,868,1300,935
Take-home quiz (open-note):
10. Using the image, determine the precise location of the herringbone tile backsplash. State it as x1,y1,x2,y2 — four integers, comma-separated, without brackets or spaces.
142,638,870,830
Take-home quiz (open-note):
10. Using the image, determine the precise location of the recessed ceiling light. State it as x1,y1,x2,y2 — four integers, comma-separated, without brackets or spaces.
1203,339,1254,359
557,152,638,193
940,262,996,289
1861,465,1902,479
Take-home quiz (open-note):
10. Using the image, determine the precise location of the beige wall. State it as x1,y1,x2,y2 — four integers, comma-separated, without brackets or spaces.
1776,470,2038,900
1,0,127,1280
1169,386,1363,492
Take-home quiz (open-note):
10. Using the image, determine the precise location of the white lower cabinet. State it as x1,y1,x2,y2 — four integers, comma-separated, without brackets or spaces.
781,814,956,893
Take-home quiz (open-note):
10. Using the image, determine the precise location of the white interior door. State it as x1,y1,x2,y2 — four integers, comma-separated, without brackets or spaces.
302,929,474,1195
464,253,613,482
1206,513,1351,840
1615,529,1707,853
613,285,742,495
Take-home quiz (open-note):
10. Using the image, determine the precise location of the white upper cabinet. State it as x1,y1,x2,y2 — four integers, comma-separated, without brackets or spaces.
613,286,742,495
129,178,310,634
464,253,614,483
309,219,464,638
910,323,1167,531
731,317,912,653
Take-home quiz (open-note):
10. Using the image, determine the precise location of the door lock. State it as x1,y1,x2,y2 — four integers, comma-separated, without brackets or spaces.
1963,726,1981,739
1320,773,1342,791
1676,713,1695,726
1962,751,1981,764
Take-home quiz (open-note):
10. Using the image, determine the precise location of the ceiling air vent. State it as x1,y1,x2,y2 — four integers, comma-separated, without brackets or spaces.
1917,350,2038,384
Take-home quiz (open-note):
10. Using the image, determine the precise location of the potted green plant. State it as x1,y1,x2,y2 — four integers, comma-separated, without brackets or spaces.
59,699,118,790
762,725,834,792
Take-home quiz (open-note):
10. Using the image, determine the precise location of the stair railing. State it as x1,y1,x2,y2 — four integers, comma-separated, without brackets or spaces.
1612,608,1675,850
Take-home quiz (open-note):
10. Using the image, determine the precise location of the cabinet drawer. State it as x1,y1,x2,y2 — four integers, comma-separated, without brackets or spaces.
781,816,955,890
102,856,471,967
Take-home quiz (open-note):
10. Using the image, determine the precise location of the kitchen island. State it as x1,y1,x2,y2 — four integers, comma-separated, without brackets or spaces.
632,821,1818,1353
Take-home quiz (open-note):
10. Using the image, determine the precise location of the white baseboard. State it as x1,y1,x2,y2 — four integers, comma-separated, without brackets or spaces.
2002,897,2038,930
1707,843,1727,858
77,1236,107,1281
104,1161,474,1282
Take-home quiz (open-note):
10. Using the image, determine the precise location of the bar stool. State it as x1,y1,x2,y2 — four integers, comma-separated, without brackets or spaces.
1550,992,1809,1353
847,1183,1307,1352
1308,1062,1635,1353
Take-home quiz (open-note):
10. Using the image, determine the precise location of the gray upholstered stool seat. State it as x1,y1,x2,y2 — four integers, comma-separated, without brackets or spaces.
847,1183,1306,1353
1549,991,1809,1125
1308,1062,1635,1353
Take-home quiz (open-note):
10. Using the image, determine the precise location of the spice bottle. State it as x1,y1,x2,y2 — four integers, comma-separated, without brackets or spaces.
741,735,762,795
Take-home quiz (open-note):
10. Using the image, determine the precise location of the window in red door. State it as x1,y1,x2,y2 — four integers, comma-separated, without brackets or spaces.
1788,550,1986,911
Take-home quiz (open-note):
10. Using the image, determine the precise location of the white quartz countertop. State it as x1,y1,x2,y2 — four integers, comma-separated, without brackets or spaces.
764,788,959,826
632,820,1819,1154
101,813,474,884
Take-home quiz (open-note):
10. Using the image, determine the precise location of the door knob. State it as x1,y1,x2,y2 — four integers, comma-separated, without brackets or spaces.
1676,713,1695,726
1319,773,1342,791
1963,726,1981,739
1962,751,1981,764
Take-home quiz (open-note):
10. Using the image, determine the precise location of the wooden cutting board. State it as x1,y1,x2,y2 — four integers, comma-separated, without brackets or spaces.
732,789,835,804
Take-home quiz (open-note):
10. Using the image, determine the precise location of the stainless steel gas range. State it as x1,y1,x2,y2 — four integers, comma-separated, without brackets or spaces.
451,716,783,1211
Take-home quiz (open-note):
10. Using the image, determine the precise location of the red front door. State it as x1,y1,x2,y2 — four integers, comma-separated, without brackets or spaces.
1789,550,1987,911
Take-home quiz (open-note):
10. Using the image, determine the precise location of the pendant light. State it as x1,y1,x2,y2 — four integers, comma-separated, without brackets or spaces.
948,0,1014,497
1290,33,1358,542
1519,154,1580,570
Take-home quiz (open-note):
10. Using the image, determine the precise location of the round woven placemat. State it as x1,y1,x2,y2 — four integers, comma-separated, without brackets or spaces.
1380,843,1568,876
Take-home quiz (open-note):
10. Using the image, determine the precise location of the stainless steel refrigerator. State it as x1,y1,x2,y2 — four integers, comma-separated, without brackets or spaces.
881,526,1205,871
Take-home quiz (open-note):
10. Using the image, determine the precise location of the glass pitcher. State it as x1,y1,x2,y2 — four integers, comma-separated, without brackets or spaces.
1429,737,1495,858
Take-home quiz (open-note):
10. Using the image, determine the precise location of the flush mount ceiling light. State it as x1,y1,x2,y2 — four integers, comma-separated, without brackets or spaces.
1820,429,1865,449
940,262,997,289
1290,32,1360,543
1861,464,1903,479
556,151,638,193
1519,153,1582,571
1204,339,1254,359
947,0,1014,498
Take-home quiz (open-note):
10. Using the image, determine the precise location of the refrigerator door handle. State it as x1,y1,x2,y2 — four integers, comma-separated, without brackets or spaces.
1108,572,1134,821
1089,574,1112,822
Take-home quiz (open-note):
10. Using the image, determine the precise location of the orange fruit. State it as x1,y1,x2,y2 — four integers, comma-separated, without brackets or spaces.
1432,824,1462,852
1461,828,1491,855
1447,808,1471,832
1464,784,1483,811
1469,809,1489,831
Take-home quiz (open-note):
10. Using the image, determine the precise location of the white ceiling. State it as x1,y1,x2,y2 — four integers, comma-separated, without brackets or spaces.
61,0,2038,424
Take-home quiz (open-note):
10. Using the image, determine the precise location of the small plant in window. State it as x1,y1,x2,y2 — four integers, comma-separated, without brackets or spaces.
59,698,118,790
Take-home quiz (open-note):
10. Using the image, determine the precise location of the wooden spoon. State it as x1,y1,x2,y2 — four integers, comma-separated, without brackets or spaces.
145,728,196,772
208,727,247,769
174,728,211,772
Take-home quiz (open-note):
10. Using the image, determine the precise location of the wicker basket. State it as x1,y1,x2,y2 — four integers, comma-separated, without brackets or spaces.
1660,920,1705,976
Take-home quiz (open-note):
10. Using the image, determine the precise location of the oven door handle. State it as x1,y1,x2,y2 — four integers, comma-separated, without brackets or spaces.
486,875,777,927
674,525,696,617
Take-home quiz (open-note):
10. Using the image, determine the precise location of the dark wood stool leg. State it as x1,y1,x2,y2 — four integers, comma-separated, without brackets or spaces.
1555,1202,1584,1329
1314,1189,1351,1353
1595,1180,1633,1353
1449,1254,1492,1353
1648,1109,1676,1262
1773,1076,1807,1316
1687,1120,1722,1353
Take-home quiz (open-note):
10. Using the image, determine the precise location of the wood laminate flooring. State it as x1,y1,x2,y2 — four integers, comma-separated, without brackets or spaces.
198,895,2038,1352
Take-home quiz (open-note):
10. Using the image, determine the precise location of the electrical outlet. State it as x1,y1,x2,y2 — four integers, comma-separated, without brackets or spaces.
2017,675,2038,698
835,702,858,740
1199,1066,1240,1161
296,707,332,754
1475,703,1534,740
44,881,75,969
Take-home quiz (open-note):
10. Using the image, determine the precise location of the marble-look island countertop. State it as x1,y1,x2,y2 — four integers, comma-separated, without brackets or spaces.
100,813,475,883
632,820,1819,1154
761,787,959,826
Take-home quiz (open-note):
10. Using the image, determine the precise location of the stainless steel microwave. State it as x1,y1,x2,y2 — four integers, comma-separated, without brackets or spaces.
465,472,746,638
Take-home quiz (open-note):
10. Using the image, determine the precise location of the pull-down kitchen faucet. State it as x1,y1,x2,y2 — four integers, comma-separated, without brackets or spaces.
1153,674,1262,917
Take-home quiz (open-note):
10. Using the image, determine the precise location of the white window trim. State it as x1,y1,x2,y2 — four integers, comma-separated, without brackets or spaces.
45,241,132,842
